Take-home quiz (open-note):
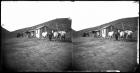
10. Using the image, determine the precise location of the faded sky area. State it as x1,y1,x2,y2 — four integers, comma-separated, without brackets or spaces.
1,1,139,32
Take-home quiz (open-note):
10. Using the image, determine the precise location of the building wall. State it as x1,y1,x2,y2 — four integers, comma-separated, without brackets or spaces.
101,25,114,38
35,26,50,38
106,28,109,37
101,28,106,38
36,29,40,38
106,26,110,37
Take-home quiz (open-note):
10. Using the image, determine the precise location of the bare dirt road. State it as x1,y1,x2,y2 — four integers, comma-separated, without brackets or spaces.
2,38,72,72
72,37,137,72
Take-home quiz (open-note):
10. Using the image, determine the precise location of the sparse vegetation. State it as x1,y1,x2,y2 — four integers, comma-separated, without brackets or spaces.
1,17,138,72
2,38,72,72
73,37,137,72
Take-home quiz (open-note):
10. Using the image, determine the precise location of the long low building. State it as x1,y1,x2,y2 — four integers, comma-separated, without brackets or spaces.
34,26,53,38
16,18,72,39
83,17,138,39
86,25,114,38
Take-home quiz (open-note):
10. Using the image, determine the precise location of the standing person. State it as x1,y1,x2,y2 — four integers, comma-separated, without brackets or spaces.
48,30,53,41
114,29,119,40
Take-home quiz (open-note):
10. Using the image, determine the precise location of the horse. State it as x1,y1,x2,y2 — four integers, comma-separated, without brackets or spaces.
124,30,133,40
42,31,48,39
53,31,59,41
58,31,66,40
119,30,127,41
108,31,114,39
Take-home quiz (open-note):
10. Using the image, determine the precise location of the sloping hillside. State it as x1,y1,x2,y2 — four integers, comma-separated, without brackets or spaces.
13,18,72,33
11,18,73,38
1,27,10,34
75,17,138,37
1,27,12,39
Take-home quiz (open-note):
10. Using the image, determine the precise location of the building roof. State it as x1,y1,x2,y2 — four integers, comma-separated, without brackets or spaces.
35,25,45,29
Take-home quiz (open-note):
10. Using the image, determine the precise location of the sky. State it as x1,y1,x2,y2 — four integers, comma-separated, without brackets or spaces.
1,1,139,32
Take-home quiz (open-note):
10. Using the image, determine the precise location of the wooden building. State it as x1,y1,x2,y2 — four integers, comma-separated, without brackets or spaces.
99,25,114,38
34,26,52,38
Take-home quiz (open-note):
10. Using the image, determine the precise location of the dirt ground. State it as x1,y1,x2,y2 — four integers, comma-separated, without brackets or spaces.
2,38,72,72
1,36,138,72
72,37,137,72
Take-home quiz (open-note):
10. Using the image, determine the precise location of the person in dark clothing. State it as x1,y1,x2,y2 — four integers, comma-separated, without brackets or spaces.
114,29,120,40
48,32,53,41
